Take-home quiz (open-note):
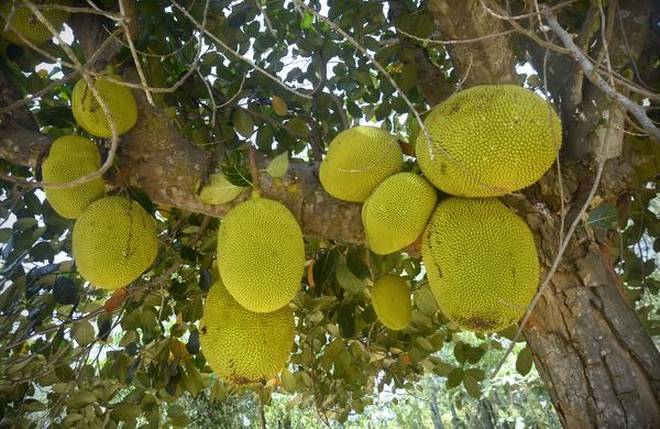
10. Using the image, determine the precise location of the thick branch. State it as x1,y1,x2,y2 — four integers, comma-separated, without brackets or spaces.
0,103,365,244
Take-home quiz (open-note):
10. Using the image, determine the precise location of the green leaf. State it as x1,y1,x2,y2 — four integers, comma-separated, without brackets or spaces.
414,285,437,317
272,95,288,116
516,346,534,376
415,337,435,352
463,371,482,398
335,255,364,294
453,342,467,364
446,368,463,388
52,277,78,305
233,108,254,138
587,204,618,230
300,11,314,29
66,391,97,409
265,152,289,178
199,173,246,205
281,368,297,392
72,320,95,346
111,403,140,421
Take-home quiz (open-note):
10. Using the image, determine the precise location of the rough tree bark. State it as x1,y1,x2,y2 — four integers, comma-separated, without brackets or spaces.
1,1,659,427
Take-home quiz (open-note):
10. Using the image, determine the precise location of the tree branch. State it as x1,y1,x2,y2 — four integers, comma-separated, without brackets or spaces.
543,7,659,141
0,97,365,244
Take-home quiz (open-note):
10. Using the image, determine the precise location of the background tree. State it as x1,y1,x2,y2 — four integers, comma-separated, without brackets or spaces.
0,0,658,428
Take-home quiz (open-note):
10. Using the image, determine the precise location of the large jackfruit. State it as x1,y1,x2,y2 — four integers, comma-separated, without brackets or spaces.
416,85,561,197
217,196,304,313
199,281,295,384
362,172,437,255
200,281,295,384
42,135,105,219
371,275,412,331
320,126,403,202
73,196,158,289
0,1,69,46
421,197,539,333
72,74,138,138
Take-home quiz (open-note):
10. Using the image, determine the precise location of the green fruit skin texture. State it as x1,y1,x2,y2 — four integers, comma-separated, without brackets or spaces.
0,1,69,46
72,75,138,138
371,275,412,330
416,85,561,197
320,126,403,202
362,172,437,255
73,196,158,289
217,197,305,313
42,135,105,219
200,281,295,384
422,197,539,333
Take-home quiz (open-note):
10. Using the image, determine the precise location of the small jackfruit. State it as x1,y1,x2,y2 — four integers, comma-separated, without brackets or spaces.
421,197,539,333
73,196,158,289
319,126,403,202
200,281,295,384
0,1,69,46
362,172,437,254
72,74,138,138
42,135,105,219
217,196,304,313
371,275,412,330
416,85,561,197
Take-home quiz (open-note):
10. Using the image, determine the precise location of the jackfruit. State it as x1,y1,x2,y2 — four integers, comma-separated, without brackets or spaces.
371,275,412,330
200,281,294,384
42,135,105,219
320,126,403,202
362,172,437,254
217,196,304,313
72,74,138,138
0,1,69,46
73,196,158,289
421,197,539,332
416,85,561,197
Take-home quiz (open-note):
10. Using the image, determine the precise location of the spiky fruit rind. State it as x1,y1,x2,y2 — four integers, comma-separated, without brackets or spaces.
421,197,539,332
319,126,403,202
362,172,437,255
0,2,69,46
217,197,304,313
416,85,561,197
42,135,105,219
71,75,138,138
73,196,158,289
48,134,102,165
200,281,294,384
371,275,412,330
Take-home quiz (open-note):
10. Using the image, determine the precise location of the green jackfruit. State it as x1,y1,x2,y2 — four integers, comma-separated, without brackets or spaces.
73,196,158,289
421,197,539,332
217,196,304,313
0,1,69,46
72,74,138,138
200,281,294,384
416,85,561,197
371,275,412,331
320,126,403,202
362,172,437,254
42,135,105,219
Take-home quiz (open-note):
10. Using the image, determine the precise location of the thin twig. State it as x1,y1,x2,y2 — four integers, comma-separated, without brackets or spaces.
118,0,154,105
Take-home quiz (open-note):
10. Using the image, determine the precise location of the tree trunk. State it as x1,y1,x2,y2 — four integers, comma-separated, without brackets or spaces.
523,228,660,428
